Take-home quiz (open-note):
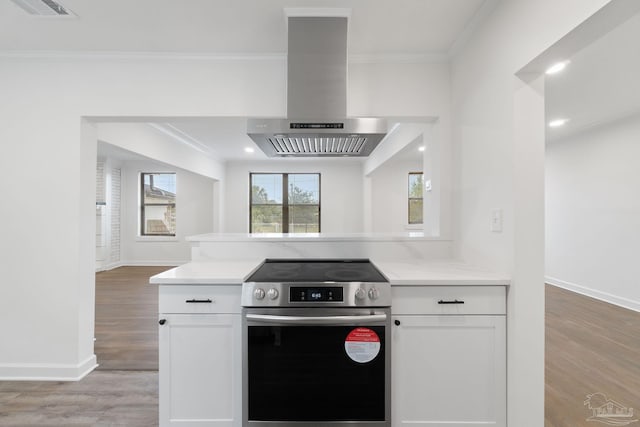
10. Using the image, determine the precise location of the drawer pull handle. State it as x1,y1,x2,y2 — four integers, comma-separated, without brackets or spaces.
186,298,213,303
438,299,465,304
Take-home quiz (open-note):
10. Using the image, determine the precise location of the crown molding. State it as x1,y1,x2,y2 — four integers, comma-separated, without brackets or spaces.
349,53,449,64
447,0,500,60
0,50,450,64
0,50,287,61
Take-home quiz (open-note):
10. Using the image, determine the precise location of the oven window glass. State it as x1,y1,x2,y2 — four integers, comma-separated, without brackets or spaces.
248,325,386,421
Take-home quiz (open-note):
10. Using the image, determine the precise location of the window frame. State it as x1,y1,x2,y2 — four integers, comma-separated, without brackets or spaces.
140,172,177,237
249,172,321,234
408,171,424,225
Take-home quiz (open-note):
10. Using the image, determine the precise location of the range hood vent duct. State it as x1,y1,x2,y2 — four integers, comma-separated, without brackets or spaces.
247,15,387,157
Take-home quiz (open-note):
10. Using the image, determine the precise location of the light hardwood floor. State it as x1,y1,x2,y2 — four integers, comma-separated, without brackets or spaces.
545,284,640,426
1,269,638,426
94,266,170,371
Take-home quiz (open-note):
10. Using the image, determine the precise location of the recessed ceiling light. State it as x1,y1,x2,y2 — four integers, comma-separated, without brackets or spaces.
548,119,569,128
244,147,255,153
418,146,426,152
545,61,570,75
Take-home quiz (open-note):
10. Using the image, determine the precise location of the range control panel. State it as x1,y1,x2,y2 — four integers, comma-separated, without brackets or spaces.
241,282,391,308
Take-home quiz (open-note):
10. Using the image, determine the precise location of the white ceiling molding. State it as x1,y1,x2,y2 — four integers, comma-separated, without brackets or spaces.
148,123,214,156
0,51,287,61
447,0,500,59
349,53,449,64
0,50,450,64
284,8,352,18
9,0,75,16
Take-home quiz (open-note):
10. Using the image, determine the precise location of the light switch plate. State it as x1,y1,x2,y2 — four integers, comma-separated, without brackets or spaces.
491,209,503,232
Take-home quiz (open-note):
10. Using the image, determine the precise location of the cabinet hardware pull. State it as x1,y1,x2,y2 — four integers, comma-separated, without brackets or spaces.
186,299,213,303
438,299,465,304
159,319,166,325
394,319,401,326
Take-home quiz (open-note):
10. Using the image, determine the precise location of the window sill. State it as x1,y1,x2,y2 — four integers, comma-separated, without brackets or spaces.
405,224,424,231
136,236,179,242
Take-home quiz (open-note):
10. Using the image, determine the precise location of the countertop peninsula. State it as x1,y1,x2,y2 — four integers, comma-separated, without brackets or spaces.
150,259,510,286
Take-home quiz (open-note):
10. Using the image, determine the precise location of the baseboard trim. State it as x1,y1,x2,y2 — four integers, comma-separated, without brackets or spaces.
121,260,186,267
0,355,98,381
546,276,640,313
96,261,124,272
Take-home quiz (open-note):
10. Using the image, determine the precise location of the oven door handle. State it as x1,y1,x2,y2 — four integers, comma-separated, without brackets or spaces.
245,313,387,325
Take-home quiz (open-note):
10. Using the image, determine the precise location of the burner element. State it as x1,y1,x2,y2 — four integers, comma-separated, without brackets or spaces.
325,269,367,282
266,271,301,280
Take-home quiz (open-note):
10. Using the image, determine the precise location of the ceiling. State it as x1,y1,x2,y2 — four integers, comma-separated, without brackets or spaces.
0,0,493,162
0,0,487,55
5,1,639,158
545,10,640,142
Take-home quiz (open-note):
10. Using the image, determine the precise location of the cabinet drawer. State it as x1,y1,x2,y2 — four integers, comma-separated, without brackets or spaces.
159,285,241,314
392,286,506,315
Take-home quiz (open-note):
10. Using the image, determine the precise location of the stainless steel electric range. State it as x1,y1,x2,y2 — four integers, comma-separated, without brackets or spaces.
241,258,391,427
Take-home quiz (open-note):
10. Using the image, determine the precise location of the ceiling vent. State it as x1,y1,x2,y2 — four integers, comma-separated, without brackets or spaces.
9,0,74,16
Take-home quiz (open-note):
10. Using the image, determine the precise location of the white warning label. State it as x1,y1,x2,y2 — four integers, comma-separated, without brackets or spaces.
344,327,381,363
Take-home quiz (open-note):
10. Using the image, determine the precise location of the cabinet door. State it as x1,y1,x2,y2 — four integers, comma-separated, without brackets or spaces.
392,315,506,427
159,314,241,427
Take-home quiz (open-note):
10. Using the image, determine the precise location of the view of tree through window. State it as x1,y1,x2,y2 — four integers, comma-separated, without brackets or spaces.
141,173,176,236
408,172,423,225
250,173,320,233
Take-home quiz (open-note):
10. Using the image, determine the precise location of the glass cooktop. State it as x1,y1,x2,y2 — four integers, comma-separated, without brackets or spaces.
245,259,388,283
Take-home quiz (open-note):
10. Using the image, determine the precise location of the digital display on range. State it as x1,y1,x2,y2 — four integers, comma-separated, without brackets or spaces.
290,287,343,302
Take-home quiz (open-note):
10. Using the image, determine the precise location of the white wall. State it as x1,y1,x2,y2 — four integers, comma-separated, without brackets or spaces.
0,53,444,379
98,122,224,181
370,153,423,233
120,160,215,265
354,61,453,238
546,114,640,311
450,0,612,425
224,159,364,233
96,155,123,271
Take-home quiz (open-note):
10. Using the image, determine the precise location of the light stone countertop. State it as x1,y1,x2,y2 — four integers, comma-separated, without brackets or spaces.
370,259,510,286
149,260,264,285
149,259,510,286
185,232,450,242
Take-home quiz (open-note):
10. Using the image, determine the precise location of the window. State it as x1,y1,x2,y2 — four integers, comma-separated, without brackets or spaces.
408,172,423,225
141,173,176,236
250,173,320,233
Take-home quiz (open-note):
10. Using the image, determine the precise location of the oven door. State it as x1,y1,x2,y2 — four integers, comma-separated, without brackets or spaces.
243,307,391,427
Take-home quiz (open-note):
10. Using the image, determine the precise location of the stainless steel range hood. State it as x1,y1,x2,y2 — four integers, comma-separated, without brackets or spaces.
247,15,387,157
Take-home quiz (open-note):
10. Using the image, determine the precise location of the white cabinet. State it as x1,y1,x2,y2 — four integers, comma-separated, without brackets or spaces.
159,285,242,427
391,286,506,427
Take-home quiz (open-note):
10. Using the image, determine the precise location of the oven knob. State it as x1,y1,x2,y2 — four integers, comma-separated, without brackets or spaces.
355,287,366,300
267,288,279,300
368,287,379,300
254,288,266,300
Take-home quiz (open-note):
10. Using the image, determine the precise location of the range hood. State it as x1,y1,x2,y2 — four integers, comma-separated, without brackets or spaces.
248,15,387,157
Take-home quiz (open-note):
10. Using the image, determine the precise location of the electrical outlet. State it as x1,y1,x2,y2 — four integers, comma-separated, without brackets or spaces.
491,209,503,232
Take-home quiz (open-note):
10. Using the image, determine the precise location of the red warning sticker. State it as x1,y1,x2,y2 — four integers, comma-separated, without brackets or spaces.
344,327,381,363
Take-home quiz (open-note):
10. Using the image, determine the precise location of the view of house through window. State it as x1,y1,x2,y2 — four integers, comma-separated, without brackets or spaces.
141,172,176,236
408,172,423,225
250,173,320,233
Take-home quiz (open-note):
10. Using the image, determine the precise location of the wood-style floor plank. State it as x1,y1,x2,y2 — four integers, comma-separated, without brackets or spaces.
0,371,158,426
94,266,171,371
545,284,640,427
